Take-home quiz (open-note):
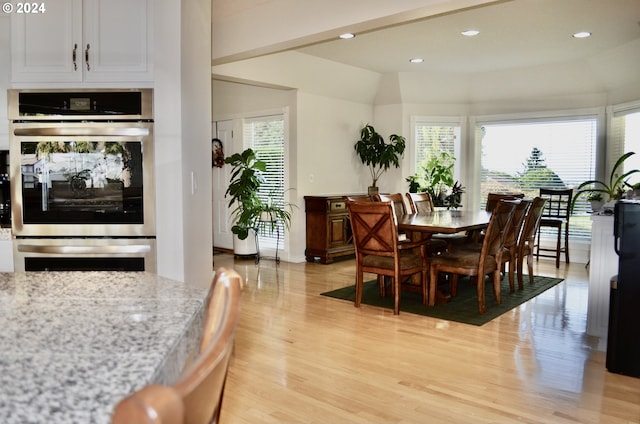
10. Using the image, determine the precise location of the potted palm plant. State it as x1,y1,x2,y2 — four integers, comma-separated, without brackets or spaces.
225,148,265,255
354,124,406,195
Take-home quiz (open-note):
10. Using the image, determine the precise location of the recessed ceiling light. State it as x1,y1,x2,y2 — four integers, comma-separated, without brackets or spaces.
339,33,355,39
409,58,424,64
573,31,592,38
461,29,480,37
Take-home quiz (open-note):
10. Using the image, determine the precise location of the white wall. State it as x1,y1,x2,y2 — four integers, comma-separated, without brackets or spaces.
154,0,212,283
212,81,375,262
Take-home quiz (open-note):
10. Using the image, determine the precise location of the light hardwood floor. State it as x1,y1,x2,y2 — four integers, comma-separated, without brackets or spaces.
213,253,640,423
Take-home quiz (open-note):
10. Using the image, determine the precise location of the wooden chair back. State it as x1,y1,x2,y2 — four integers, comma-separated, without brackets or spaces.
517,197,547,286
503,199,532,250
482,200,517,261
375,193,408,222
406,192,435,214
112,268,243,424
348,200,399,257
486,192,525,212
520,197,547,249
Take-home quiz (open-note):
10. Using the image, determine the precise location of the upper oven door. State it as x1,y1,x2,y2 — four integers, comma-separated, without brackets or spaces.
10,122,155,237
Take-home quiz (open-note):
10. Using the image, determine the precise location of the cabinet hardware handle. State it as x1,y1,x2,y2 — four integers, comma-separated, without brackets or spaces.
72,43,78,70
85,43,91,71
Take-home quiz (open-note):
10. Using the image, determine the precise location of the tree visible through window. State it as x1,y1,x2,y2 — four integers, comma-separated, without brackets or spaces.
479,118,598,239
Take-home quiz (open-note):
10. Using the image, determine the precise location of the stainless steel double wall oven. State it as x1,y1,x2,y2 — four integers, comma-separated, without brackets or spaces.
9,89,156,271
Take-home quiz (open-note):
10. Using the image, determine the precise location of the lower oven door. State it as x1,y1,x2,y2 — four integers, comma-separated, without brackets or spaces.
10,122,155,237
13,238,156,272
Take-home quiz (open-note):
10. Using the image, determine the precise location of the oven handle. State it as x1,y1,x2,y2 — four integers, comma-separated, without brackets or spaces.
17,244,152,254
13,127,150,137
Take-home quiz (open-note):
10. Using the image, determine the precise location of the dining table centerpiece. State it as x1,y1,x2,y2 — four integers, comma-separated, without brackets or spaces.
406,151,465,208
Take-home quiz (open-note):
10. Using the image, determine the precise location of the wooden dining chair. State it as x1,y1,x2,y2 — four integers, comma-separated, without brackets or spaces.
405,192,458,253
346,199,429,315
498,198,532,292
428,201,516,313
517,197,547,288
405,192,436,214
485,192,525,212
375,193,408,221
536,188,573,268
111,267,243,424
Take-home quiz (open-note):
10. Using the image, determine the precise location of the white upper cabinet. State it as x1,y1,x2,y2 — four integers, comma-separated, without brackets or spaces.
11,0,153,84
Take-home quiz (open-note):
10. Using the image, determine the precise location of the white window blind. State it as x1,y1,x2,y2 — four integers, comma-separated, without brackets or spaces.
414,121,461,184
478,117,598,239
243,114,286,248
610,105,640,187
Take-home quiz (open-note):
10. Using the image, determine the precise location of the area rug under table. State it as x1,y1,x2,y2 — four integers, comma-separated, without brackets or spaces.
320,274,564,326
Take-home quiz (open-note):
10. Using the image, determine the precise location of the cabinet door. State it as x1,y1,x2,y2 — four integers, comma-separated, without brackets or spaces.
328,215,349,247
11,0,83,83
82,0,153,83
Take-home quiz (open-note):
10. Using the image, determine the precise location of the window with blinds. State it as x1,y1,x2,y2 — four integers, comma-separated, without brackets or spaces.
478,117,598,239
414,121,461,185
243,114,286,248
610,104,640,188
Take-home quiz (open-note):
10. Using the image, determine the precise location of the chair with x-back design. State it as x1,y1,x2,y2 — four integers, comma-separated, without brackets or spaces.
346,199,429,315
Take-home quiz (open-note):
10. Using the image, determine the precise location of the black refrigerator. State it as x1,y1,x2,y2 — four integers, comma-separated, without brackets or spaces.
608,200,640,377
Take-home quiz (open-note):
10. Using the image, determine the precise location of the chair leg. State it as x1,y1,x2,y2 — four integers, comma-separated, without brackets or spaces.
428,266,438,306
493,270,502,305
355,269,364,308
378,275,385,297
476,274,486,314
535,227,541,261
393,273,401,315
450,274,459,297
527,252,534,285
421,270,428,305
507,251,515,292
564,223,570,264
516,253,524,290
555,226,561,268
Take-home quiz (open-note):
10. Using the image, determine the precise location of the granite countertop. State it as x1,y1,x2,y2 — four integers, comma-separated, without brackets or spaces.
0,228,10,240
0,271,209,424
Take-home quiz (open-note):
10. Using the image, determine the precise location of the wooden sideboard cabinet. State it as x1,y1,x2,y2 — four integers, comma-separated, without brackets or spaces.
304,194,370,264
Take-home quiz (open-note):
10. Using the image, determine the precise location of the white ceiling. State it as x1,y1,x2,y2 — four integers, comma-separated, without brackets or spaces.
296,0,640,75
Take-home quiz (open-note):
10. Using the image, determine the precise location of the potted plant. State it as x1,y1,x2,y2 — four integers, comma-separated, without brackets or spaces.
224,148,266,255
354,124,406,195
586,192,604,212
407,151,458,207
572,152,640,211
258,189,296,235
444,180,465,209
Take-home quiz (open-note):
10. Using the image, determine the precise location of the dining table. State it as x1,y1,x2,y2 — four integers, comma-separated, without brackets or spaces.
397,209,492,235
397,209,492,305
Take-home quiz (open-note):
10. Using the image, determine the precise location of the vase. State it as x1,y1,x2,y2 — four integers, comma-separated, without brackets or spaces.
368,186,379,196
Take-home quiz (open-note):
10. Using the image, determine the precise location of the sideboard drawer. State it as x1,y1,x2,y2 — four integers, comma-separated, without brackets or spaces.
330,200,347,212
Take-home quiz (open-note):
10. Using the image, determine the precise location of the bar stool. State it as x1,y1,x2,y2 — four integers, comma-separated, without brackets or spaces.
536,188,573,268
